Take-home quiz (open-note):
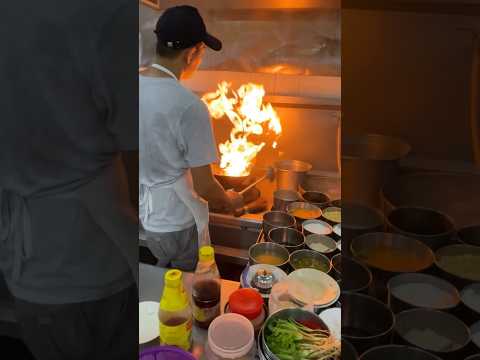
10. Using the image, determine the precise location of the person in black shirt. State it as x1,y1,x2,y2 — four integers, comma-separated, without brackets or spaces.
0,1,138,359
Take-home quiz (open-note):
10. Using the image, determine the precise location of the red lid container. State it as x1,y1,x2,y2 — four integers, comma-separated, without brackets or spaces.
228,288,263,320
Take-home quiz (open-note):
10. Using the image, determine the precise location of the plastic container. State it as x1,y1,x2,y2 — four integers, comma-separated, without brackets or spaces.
205,313,255,360
226,288,266,333
139,345,196,360
158,270,192,351
192,246,221,329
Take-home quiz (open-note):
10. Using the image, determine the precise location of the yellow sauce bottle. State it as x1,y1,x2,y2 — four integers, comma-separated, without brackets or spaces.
158,269,192,351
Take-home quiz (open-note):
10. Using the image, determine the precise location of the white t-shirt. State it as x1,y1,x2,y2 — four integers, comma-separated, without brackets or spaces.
139,75,219,232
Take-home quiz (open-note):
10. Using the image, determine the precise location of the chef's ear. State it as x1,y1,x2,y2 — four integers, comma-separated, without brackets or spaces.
185,46,196,65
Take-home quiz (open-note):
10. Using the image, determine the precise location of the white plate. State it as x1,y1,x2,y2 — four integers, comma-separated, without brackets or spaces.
319,308,341,340
139,301,159,344
286,268,340,308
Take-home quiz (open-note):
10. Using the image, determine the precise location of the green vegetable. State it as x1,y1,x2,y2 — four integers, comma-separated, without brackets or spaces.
265,318,340,360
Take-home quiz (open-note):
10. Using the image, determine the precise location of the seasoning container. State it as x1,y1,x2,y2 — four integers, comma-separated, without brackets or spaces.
205,313,255,360
322,206,341,226
158,269,192,351
192,246,221,329
226,288,266,334
302,219,333,237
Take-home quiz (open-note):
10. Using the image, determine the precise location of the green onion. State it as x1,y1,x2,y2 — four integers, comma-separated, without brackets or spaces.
265,318,340,360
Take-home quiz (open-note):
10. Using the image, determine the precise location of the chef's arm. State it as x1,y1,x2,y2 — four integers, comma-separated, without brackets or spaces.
191,164,235,213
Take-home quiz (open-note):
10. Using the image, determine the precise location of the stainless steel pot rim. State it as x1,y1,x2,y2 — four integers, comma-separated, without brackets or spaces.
387,205,456,238
359,345,443,359
267,227,305,246
305,234,337,252
394,308,472,352
274,160,312,173
341,291,396,340
386,272,461,310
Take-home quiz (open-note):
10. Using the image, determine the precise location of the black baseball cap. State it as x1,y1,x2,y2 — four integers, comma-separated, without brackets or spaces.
154,5,222,51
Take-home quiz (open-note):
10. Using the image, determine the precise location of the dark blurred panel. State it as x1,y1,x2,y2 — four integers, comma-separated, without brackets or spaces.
342,2,480,358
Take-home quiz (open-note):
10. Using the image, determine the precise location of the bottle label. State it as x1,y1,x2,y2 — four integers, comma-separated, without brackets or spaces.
159,319,192,351
193,303,220,323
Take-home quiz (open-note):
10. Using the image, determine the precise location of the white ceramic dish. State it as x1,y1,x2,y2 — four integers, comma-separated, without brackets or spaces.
139,301,159,344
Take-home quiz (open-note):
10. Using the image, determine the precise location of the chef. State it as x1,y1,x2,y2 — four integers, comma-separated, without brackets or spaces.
140,5,240,271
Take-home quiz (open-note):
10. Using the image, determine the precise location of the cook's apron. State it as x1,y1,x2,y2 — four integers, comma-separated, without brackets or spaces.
139,63,211,249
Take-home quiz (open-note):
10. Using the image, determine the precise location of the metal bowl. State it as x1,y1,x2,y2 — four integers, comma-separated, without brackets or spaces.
458,225,480,247
275,160,312,191
435,244,480,288
341,291,396,354
394,308,471,359
267,227,305,253
273,190,301,212
471,320,480,352
302,219,333,237
387,273,460,313
287,202,323,226
249,242,290,269
322,206,342,225
351,232,435,273
360,345,442,360
301,191,331,208
342,256,373,294
262,211,296,236
289,249,332,273
305,234,337,256
261,308,333,360
459,283,480,325
387,206,456,250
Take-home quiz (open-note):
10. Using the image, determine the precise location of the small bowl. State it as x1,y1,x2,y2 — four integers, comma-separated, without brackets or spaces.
305,234,337,257
435,244,480,287
322,206,342,225
289,249,332,273
249,242,290,269
262,211,296,235
273,190,301,212
287,201,322,227
394,308,471,358
302,219,333,237
387,273,460,313
459,283,480,324
301,191,331,208
267,227,305,253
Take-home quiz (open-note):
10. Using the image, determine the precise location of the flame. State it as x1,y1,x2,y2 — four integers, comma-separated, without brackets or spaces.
202,82,282,177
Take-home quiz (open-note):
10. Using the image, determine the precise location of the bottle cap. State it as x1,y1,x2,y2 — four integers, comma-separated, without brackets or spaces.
199,246,215,262
229,288,264,320
165,269,182,288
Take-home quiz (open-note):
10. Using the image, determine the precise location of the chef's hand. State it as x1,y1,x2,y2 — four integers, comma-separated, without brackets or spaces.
225,190,244,216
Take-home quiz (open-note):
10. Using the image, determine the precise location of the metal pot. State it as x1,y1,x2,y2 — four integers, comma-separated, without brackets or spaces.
274,160,312,191
289,249,332,273
394,308,471,360
360,345,442,360
387,273,460,314
267,227,305,253
262,211,296,236
272,189,301,212
387,206,456,251
341,292,395,355
301,191,331,209
342,256,373,294
342,133,410,209
249,242,290,271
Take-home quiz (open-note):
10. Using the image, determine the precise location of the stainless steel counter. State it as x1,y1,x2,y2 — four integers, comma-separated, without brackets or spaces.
139,263,259,359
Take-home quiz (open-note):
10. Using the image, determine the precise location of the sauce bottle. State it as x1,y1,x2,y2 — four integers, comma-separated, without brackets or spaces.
192,246,221,329
158,269,192,351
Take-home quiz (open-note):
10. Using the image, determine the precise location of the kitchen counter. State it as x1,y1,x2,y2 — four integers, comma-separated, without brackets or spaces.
139,263,259,359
